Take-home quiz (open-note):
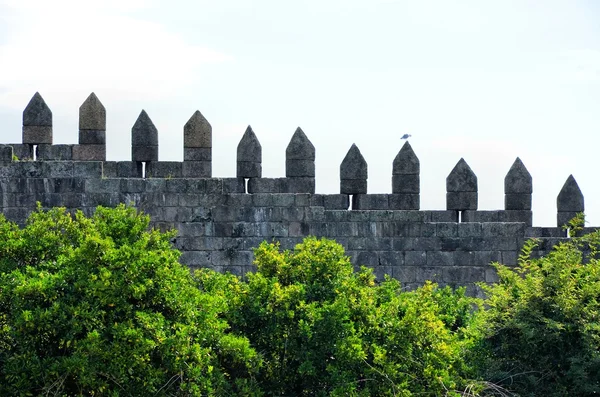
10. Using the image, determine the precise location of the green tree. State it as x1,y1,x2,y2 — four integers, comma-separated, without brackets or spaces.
0,205,260,396
473,214,600,396
197,237,479,396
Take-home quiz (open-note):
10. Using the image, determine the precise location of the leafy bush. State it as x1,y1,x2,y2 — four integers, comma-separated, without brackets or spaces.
473,215,600,396
0,205,260,396
197,237,479,396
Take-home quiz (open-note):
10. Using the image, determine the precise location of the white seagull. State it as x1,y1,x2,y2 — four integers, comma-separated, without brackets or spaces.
401,134,411,140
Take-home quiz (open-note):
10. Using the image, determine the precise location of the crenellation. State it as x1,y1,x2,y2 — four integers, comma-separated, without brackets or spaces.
1,93,598,294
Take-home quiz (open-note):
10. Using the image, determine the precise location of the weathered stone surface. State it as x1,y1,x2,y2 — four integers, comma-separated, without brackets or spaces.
72,145,105,161
340,179,367,195
131,110,159,147
0,145,13,162
286,127,315,160
237,126,261,162
505,194,532,210
78,130,106,145
281,177,315,194
237,126,261,177
285,159,315,177
23,126,52,144
389,194,420,210
132,146,158,162
182,161,211,178
446,158,477,192
446,192,478,210
237,161,261,179
557,175,584,212
248,178,283,193
116,161,143,178
79,93,106,131
23,92,52,126
146,161,183,178
393,141,419,175
505,157,532,194
392,174,419,194
353,194,389,210
184,147,212,161
36,144,73,161
11,144,33,161
340,144,367,180
184,111,212,148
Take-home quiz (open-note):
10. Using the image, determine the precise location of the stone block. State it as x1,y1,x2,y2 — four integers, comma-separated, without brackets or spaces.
52,178,86,193
131,110,158,146
285,159,315,177
72,144,106,161
340,179,367,195
389,194,419,210
79,93,106,130
146,161,183,178
281,177,315,193
393,142,419,175
182,161,211,178
78,130,106,144
41,161,73,178
557,211,579,227
116,161,143,178
184,147,212,161
505,194,532,210
461,210,500,223
0,145,13,161
481,222,525,238
427,210,459,222
247,178,278,194
436,223,458,237
222,178,245,193
323,194,350,210
294,193,311,207
446,192,477,210
340,144,367,179
184,111,212,148
505,158,532,194
557,175,584,212
237,161,262,178
446,158,477,192
415,267,442,283
392,174,419,194
132,146,158,162
353,194,389,210
499,210,532,226
11,144,33,161
23,92,52,126
23,126,52,144
286,127,315,160
36,144,73,161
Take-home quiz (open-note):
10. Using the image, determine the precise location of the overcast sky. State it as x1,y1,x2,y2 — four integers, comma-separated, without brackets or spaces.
0,0,598,226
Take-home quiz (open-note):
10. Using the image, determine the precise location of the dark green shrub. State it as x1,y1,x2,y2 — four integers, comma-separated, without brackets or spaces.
474,215,600,396
0,205,260,396
197,237,479,396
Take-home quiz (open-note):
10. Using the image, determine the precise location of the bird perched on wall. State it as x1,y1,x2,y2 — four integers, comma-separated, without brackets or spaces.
401,134,411,140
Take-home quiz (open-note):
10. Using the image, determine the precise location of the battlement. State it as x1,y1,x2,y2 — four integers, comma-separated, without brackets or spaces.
1,93,595,295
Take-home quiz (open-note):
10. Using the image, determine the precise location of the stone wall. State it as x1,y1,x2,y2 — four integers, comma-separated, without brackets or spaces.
0,93,595,295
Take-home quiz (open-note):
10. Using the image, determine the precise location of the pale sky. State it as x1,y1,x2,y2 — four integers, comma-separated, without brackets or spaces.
0,0,598,227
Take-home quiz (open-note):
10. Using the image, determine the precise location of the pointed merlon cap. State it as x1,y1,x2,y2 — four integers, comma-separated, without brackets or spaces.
393,141,419,175
131,110,158,146
79,92,106,130
184,110,212,148
446,158,477,192
557,175,584,212
23,92,52,126
286,127,315,160
237,125,262,162
505,157,532,194
340,144,367,180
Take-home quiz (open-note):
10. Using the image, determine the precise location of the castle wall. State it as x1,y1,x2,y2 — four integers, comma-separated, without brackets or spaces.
0,93,594,297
